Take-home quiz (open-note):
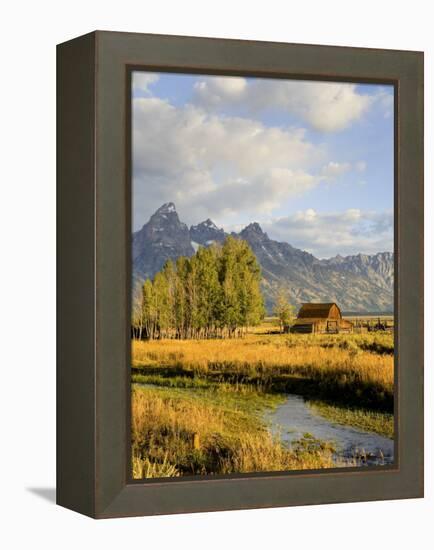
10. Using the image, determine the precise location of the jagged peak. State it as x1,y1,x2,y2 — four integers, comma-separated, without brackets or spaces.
203,218,219,229
192,218,223,231
240,222,266,236
155,202,177,215
326,250,394,263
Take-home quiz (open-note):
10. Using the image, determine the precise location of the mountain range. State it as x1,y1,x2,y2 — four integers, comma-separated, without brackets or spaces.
132,203,394,313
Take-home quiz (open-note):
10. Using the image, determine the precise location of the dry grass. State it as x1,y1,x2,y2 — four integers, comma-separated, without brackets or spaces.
132,331,394,409
131,385,337,478
133,335,393,382
132,453,180,478
131,326,394,478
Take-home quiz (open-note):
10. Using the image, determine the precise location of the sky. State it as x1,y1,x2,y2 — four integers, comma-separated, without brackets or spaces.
132,71,394,259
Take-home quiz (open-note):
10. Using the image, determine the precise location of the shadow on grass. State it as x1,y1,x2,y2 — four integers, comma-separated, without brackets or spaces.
132,367,393,412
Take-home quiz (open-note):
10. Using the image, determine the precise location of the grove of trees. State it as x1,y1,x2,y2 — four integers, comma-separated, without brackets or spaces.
132,236,266,340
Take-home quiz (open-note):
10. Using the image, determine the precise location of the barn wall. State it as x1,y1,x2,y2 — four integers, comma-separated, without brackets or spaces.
329,304,341,319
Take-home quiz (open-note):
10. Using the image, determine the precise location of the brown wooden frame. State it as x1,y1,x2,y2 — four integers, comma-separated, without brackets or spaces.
57,31,424,518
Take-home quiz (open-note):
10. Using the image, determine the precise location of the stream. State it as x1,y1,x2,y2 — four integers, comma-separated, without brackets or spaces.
266,394,394,467
136,383,394,467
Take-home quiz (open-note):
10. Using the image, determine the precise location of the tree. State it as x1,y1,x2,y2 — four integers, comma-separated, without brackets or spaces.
141,279,156,339
195,246,221,338
161,260,177,337
174,256,189,338
131,297,143,340
274,289,295,333
136,236,265,340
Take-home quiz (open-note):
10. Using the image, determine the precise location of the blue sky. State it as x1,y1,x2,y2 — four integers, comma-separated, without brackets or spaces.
132,71,394,258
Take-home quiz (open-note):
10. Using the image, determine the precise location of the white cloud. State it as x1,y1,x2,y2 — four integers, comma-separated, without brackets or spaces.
132,72,159,94
194,77,375,132
321,161,352,178
263,208,393,258
375,87,394,118
132,96,325,228
193,76,247,106
131,74,393,258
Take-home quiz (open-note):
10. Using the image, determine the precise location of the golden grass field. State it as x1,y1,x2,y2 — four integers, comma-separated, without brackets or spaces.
132,386,339,478
131,321,394,478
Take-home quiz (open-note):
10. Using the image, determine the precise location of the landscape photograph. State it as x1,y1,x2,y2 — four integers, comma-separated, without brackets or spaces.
130,70,395,479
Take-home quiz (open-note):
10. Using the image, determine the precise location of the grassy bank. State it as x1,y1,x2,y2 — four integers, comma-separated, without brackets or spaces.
132,384,338,478
308,400,394,439
132,331,394,410
131,326,394,478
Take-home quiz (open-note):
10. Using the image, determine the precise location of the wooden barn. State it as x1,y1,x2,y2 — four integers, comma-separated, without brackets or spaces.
290,302,353,334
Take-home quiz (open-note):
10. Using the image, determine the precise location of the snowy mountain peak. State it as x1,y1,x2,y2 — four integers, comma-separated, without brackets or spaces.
190,218,226,245
133,204,394,313
155,202,177,215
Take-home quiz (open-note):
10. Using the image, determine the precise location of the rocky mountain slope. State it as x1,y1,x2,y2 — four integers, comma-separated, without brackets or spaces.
321,252,394,292
132,203,194,281
132,203,394,313
190,219,226,248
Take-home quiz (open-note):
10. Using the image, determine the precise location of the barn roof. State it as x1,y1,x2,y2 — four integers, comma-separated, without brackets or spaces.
296,303,341,319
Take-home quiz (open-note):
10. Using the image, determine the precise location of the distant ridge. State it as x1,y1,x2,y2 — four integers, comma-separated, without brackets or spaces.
132,203,394,313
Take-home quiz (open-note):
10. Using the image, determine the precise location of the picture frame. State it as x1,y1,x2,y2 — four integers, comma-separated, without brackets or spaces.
57,30,423,518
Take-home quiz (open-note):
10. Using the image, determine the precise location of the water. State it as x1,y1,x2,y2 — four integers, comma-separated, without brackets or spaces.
135,382,394,467
266,394,394,467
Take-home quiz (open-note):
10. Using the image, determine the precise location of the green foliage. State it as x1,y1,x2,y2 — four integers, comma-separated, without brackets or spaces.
134,237,265,339
309,400,394,439
273,289,295,332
